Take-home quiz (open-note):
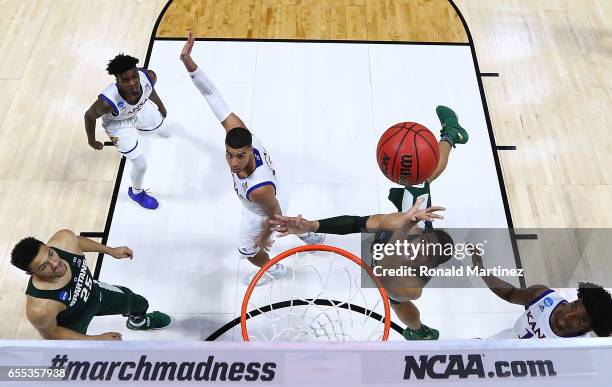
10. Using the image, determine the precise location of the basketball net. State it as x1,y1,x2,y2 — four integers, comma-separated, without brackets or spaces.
241,245,391,341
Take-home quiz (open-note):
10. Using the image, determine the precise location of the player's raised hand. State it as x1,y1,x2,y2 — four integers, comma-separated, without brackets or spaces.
110,246,133,260
270,214,314,237
405,197,445,222
180,30,199,72
378,197,445,230
180,30,195,61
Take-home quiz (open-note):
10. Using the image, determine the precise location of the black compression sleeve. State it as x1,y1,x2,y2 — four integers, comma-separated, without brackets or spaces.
317,215,371,235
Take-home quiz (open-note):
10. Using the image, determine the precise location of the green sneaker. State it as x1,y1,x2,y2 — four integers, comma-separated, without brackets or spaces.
403,324,439,340
126,311,171,330
436,105,468,147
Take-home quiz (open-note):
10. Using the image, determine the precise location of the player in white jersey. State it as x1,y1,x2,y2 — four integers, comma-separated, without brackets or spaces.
179,32,324,280
84,54,169,210
471,252,612,339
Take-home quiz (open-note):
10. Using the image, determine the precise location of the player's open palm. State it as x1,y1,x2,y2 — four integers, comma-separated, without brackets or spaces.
405,197,445,222
180,30,195,61
379,197,445,230
270,214,310,237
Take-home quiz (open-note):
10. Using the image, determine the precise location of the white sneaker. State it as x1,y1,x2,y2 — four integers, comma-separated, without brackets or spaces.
266,263,287,279
247,264,287,286
298,232,326,245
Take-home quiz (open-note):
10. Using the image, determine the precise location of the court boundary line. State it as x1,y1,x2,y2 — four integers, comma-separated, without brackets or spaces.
156,36,470,46
93,0,174,280
446,0,525,288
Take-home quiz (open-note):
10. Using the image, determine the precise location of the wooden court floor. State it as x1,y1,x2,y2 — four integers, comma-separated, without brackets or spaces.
0,0,610,339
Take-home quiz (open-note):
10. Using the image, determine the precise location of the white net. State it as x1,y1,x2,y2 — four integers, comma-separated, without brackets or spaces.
241,247,390,341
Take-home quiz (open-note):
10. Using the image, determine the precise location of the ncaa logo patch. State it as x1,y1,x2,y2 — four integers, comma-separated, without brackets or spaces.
59,291,70,302
543,297,554,307
117,101,125,108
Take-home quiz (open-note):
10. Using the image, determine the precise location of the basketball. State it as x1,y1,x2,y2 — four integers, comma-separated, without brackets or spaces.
376,122,440,186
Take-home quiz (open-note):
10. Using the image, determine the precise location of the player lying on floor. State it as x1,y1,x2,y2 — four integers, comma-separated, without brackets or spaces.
270,197,452,341
471,250,612,339
11,230,170,340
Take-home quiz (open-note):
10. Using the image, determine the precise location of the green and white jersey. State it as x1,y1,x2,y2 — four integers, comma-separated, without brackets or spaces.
25,248,101,330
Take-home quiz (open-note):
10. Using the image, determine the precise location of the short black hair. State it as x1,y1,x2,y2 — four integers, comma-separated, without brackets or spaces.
11,237,44,272
106,54,139,76
578,282,612,337
225,127,252,149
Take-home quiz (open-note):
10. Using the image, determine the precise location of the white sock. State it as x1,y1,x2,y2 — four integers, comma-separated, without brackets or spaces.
130,155,147,192
189,67,232,122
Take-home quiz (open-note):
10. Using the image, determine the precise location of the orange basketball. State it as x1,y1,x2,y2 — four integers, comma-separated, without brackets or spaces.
376,122,440,186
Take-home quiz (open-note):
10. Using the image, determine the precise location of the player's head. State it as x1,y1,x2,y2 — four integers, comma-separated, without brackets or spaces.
11,237,67,278
107,54,140,96
572,282,612,337
225,127,253,174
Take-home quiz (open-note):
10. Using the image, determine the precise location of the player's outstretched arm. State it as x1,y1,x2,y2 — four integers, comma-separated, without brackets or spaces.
472,251,548,306
180,31,247,133
50,229,133,260
270,197,445,236
84,97,113,150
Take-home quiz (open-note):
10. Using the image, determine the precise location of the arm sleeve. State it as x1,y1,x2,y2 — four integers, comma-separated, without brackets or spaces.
189,68,231,122
317,215,370,235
